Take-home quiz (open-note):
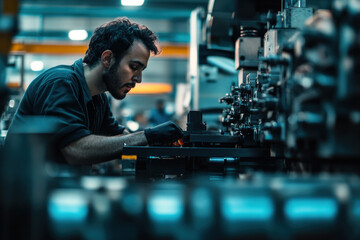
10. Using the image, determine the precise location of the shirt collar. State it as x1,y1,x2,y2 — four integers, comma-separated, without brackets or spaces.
73,58,92,103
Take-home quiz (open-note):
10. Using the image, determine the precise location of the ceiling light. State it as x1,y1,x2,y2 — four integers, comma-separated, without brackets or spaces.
121,0,144,7
68,30,88,41
30,61,44,71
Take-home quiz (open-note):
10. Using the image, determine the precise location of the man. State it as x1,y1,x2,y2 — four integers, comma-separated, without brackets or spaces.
7,17,183,165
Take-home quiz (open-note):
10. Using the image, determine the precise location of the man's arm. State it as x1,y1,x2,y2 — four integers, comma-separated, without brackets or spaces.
61,131,147,165
61,121,183,165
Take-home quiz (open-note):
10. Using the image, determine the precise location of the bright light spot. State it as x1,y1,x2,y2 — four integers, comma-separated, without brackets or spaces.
30,61,44,71
103,178,127,191
126,120,140,132
285,198,338,220
148,191,184,222
68,30,88,41
121,0,144,6
81,177,102,190
9,99,15,108
335,184,349,202
165,104,174,115
221,196,274,221
301,77,313,88
48,190,88,222
1,130,7,137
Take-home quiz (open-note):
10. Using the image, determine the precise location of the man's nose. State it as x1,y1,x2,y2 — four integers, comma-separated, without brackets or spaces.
133,74,142,83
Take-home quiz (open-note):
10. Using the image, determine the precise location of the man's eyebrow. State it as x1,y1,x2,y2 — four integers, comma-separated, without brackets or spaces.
130,60,146,69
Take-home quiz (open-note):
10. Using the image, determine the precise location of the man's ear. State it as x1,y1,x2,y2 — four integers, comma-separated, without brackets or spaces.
101,50,115,69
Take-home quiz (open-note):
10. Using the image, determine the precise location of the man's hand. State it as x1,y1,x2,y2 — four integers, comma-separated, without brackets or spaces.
144,121,184,145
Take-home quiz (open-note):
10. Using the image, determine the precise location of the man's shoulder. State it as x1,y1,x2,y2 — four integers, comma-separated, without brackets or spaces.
43,64,79,82
32,64,81,90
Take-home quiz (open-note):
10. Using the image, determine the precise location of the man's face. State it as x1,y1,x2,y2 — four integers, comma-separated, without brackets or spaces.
103,39,150,100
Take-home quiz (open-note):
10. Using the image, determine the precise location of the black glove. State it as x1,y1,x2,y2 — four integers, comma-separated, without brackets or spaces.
144,121,184,145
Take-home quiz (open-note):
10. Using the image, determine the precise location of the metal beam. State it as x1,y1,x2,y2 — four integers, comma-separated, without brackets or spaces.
19,4,193,19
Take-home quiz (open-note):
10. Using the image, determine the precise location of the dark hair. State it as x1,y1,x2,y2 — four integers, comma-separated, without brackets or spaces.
83,17,159,67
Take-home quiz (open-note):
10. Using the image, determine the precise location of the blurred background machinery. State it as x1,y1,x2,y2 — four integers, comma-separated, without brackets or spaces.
1,0,360,239
44,174,360,240
0,0,19,144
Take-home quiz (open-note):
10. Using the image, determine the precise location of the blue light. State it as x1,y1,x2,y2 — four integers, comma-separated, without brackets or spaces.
48,203,88,222
48,201,88,222
285,198,338,220
209,158,225,163
209,157,235,163
221,196,274,221
48,190,88,222
147,191,184,222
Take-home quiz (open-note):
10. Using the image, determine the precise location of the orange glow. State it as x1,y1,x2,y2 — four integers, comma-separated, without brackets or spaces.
10,43,88,55
158,44,189,58
6,82,21,88
121,155,137,160
10,42,189,58
129,83,172,95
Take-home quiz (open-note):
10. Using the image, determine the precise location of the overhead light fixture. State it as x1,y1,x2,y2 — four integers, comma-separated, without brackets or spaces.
68,30,88,41
121,0,144,7
30,61,44,71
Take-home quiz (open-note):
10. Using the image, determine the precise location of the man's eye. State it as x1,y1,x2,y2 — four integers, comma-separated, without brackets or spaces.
131,65,139,70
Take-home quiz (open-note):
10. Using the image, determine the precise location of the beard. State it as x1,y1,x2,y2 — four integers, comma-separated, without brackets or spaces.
102,63,134,100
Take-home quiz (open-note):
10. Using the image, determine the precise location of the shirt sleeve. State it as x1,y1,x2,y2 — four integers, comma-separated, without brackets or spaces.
100,96,125,135
34,78,91,148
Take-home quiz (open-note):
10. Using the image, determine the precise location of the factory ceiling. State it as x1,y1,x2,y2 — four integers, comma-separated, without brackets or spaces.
19,0,209,18
15,0,209,43
21,0,208,8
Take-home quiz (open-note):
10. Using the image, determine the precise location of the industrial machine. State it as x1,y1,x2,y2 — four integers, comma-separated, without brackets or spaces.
120,1,360,239
122,0,360,177
2,0,360,239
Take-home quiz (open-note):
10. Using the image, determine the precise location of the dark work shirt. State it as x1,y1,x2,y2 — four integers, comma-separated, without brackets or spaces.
9,58,124,150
